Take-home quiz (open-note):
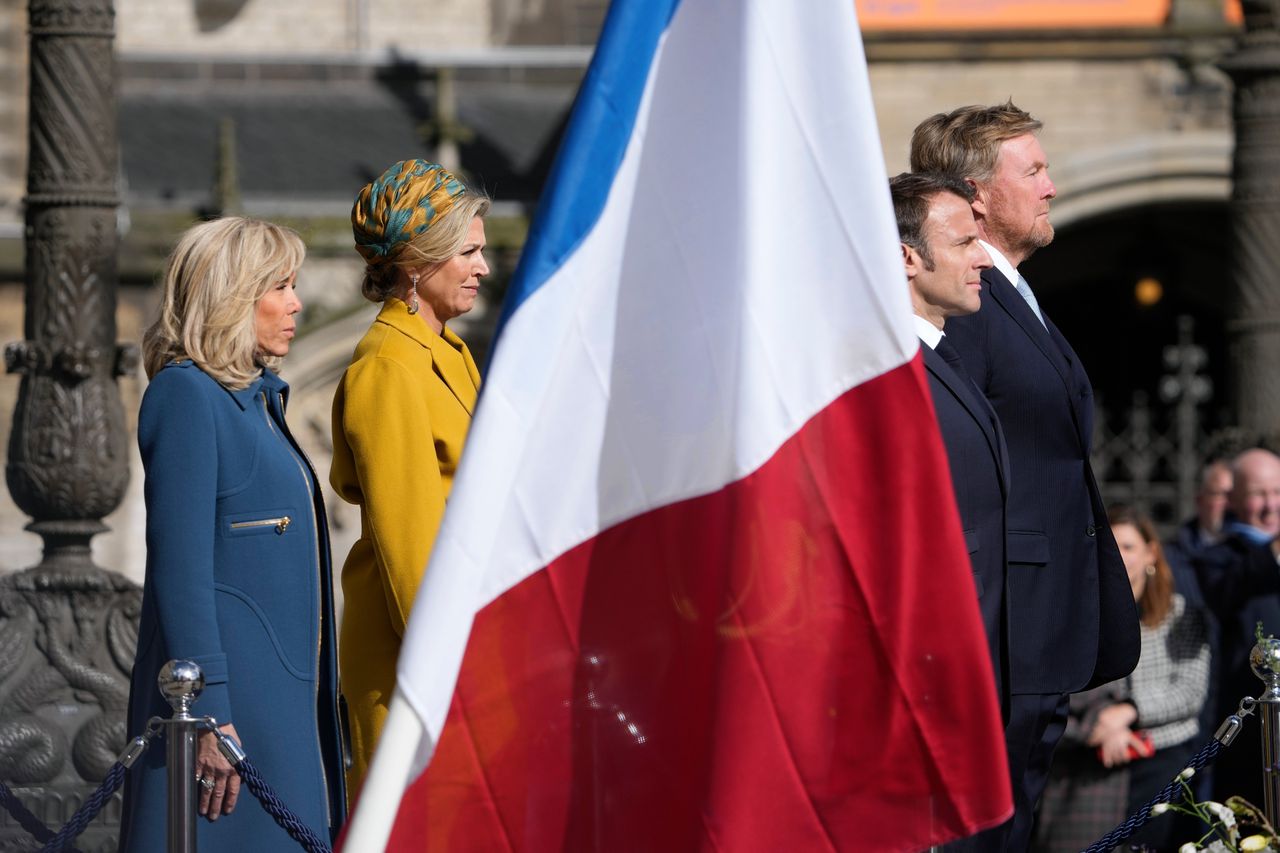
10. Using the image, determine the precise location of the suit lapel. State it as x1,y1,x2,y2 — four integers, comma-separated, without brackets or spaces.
984,267,1073,389
985,269,1093,453
376,300,480,415
922,342,1009,495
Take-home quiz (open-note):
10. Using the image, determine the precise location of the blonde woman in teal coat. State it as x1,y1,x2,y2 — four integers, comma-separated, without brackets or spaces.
119,218,346,850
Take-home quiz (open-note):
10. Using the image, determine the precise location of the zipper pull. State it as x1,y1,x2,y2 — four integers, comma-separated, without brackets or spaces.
275,516,291,535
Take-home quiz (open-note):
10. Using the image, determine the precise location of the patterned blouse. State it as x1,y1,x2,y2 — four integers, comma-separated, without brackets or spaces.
1131,593,1210,749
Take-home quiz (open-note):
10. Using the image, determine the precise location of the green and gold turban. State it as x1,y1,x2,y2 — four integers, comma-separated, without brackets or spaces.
351,160,466,263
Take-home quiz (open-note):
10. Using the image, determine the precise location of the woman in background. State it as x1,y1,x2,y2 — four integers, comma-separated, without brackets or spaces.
1035,505,1209,852
120,217,345,850
331,160,490,792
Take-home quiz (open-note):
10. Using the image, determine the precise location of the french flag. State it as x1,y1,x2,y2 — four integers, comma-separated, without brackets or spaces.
340,0,1012,849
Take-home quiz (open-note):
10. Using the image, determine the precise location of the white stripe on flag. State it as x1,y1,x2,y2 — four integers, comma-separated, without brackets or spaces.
343,0,914,846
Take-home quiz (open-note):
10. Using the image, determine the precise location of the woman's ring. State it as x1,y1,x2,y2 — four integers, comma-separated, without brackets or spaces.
198,776,215,791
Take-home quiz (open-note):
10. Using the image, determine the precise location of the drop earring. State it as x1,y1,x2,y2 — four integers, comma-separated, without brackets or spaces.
407,273,420,315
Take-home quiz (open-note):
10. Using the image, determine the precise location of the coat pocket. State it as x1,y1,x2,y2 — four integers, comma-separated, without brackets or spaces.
963,528,981,555
1008,529,1049,565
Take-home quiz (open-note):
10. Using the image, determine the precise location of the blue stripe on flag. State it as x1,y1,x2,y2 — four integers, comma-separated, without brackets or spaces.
490,0,682,344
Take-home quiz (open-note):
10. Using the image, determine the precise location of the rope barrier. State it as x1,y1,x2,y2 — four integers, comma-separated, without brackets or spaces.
36,763,126,853
0,779,58,846
1083,695,1257,853
0,721,330,853
211,726,332,853
234,759,332,853
1082,738,1223,853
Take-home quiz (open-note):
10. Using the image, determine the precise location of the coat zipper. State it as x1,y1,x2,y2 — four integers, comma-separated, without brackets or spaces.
260,393,332,828
229,516,291,534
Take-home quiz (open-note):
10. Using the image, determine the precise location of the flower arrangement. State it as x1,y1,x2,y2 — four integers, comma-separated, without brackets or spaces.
1148,769,1278,853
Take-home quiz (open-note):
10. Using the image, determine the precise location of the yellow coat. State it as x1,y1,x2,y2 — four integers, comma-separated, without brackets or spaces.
329,298,479,793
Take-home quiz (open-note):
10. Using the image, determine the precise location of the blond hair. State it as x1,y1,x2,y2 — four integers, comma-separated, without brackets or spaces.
142,217,305,389
360,191,491,303
909,100,1043,183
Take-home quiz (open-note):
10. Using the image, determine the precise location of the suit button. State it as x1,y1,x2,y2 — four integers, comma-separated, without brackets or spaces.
1086,524,1096,537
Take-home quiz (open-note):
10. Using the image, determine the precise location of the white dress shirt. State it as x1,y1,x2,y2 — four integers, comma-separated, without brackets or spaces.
913,314,943,349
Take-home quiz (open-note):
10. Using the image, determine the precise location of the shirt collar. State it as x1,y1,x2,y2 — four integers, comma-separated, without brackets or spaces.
912,314,944,349
979,239,1020,288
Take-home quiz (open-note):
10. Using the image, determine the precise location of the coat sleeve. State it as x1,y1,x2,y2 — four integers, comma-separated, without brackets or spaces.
338,353,445,638
137,370,234,724
1193,537,1280,615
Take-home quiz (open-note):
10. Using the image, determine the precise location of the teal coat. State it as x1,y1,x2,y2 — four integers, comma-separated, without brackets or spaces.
119,362,345,850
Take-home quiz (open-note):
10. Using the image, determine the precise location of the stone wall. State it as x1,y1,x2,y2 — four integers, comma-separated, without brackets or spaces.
0,0,26,233
870,56,1231,175
115,0,490,55
492,0,608,45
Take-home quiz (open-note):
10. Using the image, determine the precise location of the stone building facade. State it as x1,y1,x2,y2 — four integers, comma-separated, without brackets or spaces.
0,2,1248,583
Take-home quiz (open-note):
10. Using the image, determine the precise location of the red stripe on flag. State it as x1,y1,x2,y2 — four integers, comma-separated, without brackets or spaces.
386,355,1011,850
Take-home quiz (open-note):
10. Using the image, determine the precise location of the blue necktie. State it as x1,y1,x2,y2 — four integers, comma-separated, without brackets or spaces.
1014,274,1047,330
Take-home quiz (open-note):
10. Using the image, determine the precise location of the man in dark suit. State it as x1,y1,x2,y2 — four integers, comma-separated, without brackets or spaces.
891,171,1013,851
1175,459,1234,557
890,171,1009,711
910,102,1141,849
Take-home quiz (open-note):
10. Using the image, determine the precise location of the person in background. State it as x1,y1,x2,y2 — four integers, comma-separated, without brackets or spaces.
1177,459,1233,555
1192,447,1280,805
1035,505,1209,853
331,159,491,793
120,217,345,850
1163,457,1226,801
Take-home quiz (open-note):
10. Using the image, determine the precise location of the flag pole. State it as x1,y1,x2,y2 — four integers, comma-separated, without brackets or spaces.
342,690,421,851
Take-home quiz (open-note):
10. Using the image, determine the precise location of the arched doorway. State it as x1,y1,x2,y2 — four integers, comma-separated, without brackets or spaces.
1025,199,1230,427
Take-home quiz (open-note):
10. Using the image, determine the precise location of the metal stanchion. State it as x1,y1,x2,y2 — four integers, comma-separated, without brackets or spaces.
157,660,205,853
1251,639,1280,826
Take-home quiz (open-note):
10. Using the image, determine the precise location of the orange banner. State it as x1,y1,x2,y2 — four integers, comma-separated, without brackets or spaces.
856,0,1188,30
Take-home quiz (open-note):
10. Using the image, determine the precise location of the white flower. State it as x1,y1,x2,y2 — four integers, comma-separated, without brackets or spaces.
1208,802,1237,826
1151,803,1171,816
1179,767,1197,780
1240,835,1271,852
1180,843,1200,853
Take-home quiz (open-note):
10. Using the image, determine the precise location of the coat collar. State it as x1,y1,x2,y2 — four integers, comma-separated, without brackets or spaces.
375,298,480,414
229,366,289,410
167,359,288,411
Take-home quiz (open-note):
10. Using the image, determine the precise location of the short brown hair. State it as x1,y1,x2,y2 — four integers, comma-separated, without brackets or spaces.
888,171,975,271
909,100,1043,183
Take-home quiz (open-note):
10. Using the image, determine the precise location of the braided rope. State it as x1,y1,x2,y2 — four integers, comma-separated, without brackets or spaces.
0,778,56,844
235,759,331,853
1083,738,1224,853
37,762,125,853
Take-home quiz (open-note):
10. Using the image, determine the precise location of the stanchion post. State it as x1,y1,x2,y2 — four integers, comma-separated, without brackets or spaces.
157,660,206,853
1250,638,1280,825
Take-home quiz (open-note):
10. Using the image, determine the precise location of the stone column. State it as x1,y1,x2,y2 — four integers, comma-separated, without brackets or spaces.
1223,1,1280,436
0,1,139,849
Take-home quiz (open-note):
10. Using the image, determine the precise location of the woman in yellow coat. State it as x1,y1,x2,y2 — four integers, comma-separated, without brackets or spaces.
331,160,491,792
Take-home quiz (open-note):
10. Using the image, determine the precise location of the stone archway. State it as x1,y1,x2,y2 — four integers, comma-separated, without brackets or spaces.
1048,131,1232,229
